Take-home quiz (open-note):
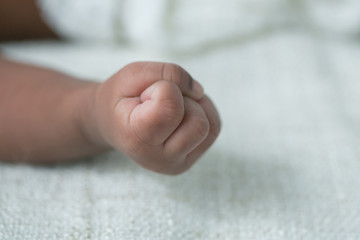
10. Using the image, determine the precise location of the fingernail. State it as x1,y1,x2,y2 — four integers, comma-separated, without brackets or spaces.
193,80,204,97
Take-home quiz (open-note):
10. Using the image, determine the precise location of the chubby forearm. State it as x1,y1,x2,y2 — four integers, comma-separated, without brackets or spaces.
0,59,221,174
0,58,109,163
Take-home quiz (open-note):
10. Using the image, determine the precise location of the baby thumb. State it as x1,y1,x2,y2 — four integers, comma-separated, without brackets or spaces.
130,80,185,146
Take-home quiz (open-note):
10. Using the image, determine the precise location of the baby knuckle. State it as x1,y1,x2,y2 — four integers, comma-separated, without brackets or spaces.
127,138,149,155
162,63,189,87
160,159,189,175
122,62,142,74
114,62,142,82
151,158,174,174
211,119,222,138
161,63,174,78
161,98,184,121
192,115,210,137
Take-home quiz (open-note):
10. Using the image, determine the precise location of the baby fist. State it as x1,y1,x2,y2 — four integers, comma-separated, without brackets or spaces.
94,62,221,175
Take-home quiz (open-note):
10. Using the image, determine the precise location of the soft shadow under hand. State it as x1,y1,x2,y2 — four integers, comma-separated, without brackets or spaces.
155,147,305,221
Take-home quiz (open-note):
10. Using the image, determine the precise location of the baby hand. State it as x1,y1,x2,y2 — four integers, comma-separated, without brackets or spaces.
93,62,221,175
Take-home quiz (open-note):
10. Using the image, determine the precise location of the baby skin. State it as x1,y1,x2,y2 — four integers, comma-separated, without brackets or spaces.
0,60,221,175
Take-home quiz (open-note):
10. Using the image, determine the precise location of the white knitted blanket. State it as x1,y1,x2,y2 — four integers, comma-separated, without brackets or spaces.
1,7,360,240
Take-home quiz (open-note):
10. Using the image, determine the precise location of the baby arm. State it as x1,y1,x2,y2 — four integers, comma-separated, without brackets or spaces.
0,60,220,174
0,57,108,162
92,62,221,174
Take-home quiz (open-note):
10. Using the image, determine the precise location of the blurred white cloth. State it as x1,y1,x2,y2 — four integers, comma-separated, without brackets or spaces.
37,0,360,50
